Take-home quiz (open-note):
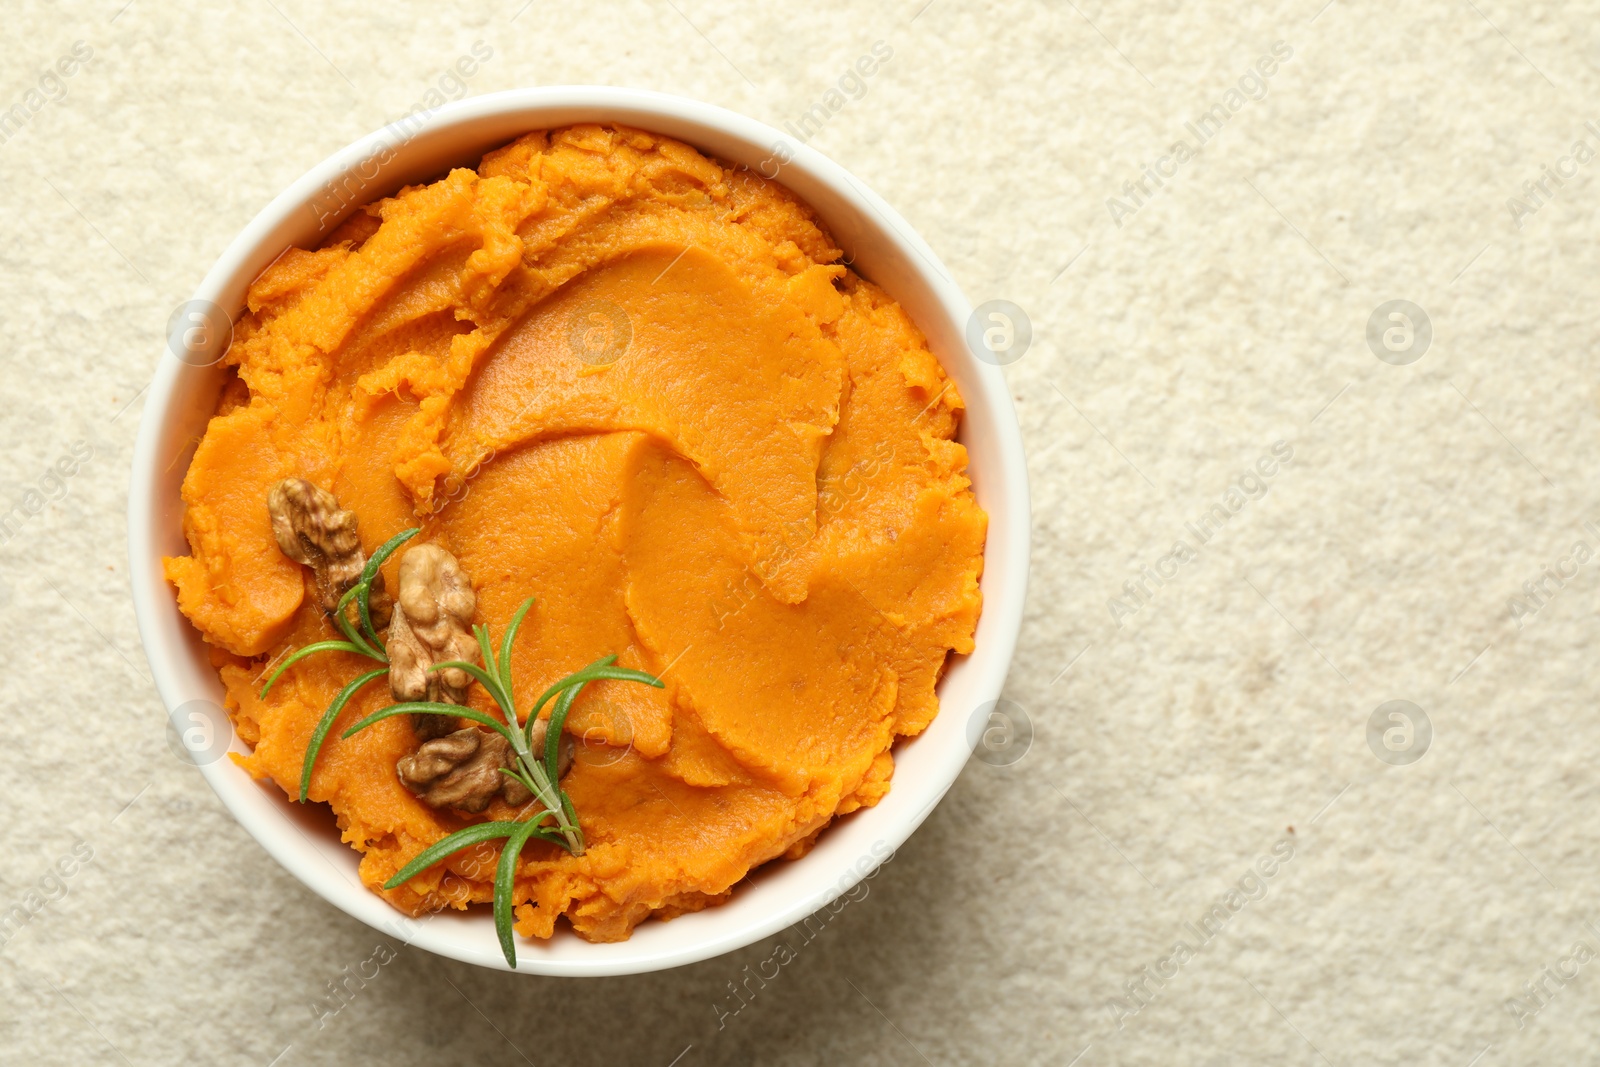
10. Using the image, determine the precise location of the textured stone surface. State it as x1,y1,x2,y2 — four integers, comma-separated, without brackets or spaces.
2,1,1598,1063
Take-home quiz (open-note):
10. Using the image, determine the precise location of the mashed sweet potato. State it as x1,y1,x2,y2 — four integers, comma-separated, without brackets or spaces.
165,125,985,943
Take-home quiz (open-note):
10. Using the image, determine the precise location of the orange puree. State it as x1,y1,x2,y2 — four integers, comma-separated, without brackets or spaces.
164,125,985,942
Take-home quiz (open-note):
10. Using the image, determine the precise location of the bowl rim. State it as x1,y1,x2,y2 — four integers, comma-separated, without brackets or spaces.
128,85,1030,976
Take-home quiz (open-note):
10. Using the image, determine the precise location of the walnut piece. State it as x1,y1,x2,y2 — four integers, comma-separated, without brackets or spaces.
387,542,479,740
397,727,533,813
267,479,372,614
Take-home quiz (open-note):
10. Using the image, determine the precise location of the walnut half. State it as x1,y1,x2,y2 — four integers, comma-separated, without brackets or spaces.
267,479,372,615
396,727,533,813
387,543,478,740
397,722,575,814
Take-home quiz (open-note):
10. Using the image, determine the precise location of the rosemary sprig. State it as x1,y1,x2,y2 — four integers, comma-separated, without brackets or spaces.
341,595,662,967
260,527,420,801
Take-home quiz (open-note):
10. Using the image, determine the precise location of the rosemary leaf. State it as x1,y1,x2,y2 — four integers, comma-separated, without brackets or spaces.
558,789,580,842
497,766,542,798
514,755,566,839
354,580,378,649
545,683,583,787
362,528,421,587
298,667,388,802
332,583,381,659
430,659,513,720
524,658,665,747
527,654,614,730
493,819,544,967
340,701,517,747
260,641,371,698
381,820,519,890
498,598,536,698
363,527,421,583
355,527,418,646
472,624,498,685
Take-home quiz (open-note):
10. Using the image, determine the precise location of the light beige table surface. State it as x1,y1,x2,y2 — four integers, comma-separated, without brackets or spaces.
3,1,1598,1064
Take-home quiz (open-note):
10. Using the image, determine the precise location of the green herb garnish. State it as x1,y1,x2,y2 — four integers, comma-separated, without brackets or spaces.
260,527,420,801
339,595,662,966
260,531,661,967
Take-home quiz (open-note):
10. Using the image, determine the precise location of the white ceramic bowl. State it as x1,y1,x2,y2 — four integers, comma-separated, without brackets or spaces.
128,86,1029,976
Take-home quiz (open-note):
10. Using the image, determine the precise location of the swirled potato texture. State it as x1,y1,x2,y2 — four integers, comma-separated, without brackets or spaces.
165,125,985,942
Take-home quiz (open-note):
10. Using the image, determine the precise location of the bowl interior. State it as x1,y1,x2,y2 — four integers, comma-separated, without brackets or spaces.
129,87,1028,976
